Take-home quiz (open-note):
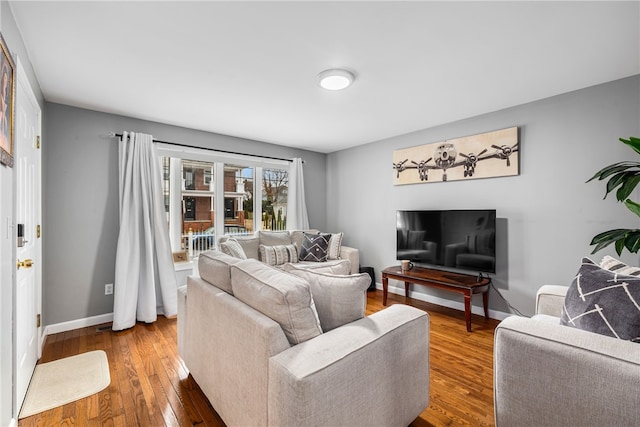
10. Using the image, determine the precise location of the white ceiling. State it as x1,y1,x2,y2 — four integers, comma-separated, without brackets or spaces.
8,1,640,153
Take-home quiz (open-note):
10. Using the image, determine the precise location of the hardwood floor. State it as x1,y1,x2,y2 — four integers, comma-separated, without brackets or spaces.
20,290,500,426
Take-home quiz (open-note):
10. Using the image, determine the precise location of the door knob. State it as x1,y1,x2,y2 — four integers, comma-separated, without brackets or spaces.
17,259,33,269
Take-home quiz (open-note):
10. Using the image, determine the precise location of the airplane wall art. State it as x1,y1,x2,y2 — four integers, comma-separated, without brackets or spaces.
392,127,519,185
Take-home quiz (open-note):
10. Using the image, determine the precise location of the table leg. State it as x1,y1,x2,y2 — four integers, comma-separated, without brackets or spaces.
404,281,410,298
483,290,489,319
382,275,388,306
464,292,472,332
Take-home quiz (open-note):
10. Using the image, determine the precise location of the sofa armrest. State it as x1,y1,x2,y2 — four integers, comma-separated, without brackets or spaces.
339,245,359,274
494,316,640,427
535,285,568,316
268,304,429,427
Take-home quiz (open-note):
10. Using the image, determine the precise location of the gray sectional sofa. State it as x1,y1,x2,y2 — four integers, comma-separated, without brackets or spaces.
177,249,431,427
219,229,360,274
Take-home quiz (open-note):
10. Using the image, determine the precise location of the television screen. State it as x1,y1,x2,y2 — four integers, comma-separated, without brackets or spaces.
396,209,496,274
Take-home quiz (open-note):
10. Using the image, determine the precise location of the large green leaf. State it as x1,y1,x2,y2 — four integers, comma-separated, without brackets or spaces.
621,137,640,156
625,199,640,217
606,171,633,198
587,162,639,182
590,228,630,244
588,137,640,256
624,230,640,253
590,228,640,255
616,174,640,201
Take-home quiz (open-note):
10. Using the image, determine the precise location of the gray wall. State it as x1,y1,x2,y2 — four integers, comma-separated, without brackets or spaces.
327,75,640,316
42,103,327,326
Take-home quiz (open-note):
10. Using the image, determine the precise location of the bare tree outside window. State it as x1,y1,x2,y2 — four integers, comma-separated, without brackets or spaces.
262,168,288,230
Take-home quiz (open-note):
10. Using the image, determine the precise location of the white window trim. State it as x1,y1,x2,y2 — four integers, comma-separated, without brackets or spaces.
158,144,290,252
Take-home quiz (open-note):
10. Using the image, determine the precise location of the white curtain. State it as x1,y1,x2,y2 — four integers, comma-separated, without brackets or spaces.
113,132,177,331
286,158,310,230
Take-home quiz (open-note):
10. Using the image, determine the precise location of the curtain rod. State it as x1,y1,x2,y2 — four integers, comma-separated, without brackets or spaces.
108,132,295,163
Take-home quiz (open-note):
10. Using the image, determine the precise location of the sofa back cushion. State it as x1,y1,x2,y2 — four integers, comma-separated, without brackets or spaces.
258,230,292,246
291,259,351,275
283,266,370,332
198,250,243,294
231,259,323,345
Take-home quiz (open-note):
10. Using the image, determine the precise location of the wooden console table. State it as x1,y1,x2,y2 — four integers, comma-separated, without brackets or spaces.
382,266,491,332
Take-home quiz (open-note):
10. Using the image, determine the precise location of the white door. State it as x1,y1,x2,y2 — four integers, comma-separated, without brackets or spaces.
14,60,42,415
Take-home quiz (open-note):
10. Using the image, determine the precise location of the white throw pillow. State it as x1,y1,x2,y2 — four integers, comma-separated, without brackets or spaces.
230,259,323,345
284,267,371,332
599,255,640,276
327,232,344,260
219,238,247,259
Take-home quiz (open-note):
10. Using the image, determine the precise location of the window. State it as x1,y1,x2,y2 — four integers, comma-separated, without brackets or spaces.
262,168,289,231
159,147,289,259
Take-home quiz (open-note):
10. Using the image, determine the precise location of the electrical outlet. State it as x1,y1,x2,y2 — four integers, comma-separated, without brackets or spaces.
105,283,113,295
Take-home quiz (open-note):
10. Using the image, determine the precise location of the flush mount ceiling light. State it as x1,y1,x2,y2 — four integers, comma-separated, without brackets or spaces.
318,69,355,90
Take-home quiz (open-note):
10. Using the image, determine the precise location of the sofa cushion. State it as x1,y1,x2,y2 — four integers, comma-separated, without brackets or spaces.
283,266,370,332
258,230,292,247
259,244,298,266
230,259,323,345
560,257,640,343
299,232,331,262
327,232,344,260
291,259,351,275
198,250,243,294
599,255,640,276
219,238,247,259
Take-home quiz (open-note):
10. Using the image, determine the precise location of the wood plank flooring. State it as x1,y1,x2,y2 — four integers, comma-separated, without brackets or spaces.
19,290,500,426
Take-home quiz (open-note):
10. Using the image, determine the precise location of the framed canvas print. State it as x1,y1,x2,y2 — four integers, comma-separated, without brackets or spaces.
393,127,519,185
0,32,14,168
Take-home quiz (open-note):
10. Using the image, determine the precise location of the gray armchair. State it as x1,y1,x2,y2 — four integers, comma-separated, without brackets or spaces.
493,285,640,427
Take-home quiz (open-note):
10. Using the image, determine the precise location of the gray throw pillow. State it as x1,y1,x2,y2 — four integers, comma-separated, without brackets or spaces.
299,232,331,262
560,257,640,343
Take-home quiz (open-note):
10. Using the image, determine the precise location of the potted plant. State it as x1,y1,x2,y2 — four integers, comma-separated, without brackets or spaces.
588,136,640,255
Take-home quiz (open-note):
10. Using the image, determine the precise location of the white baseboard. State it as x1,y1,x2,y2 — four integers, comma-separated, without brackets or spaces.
7,417,16,427
378,282,512,321
43,313,113,336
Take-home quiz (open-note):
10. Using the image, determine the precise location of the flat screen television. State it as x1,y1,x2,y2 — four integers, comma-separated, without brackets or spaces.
396,209,496,274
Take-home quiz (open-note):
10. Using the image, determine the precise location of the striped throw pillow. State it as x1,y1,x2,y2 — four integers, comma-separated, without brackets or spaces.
599,255,640,276
259,244,298,266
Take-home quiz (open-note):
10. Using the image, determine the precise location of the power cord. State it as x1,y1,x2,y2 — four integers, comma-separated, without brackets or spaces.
489,280,529,318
